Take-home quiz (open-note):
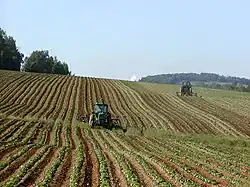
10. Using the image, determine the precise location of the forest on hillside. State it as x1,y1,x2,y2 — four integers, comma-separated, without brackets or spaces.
140,73,250,92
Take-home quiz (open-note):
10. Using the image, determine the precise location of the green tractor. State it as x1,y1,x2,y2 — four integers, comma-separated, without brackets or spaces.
87,99,122,130
176,81,198,96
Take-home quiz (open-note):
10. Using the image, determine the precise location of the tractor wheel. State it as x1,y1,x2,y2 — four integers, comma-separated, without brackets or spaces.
89,114,94,128
107,114,112,129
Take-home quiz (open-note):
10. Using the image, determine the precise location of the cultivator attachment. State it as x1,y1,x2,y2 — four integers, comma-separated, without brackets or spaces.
176,91,198,97
110,117,121,125
79,114,121,126
79,115,89,123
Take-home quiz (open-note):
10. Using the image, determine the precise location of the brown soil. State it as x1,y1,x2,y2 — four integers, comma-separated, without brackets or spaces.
52,78,72,120
204,158,250,184
91,130,127,187
33,124,45,144
209,164,249,185
82,133,99,187
77,128,85,186
179,158,229,186
0,146,20,161
0,122,25,141
14,122,33,142
116,134,181,186
100,131,153,187
49,124,56,145
239,165,250,177
50,149,73,187
0,147,37,183
36,78,64,119
149,159,182,187
62,150,76,187
126,155,155,187
85,79,92,114
18,147,55,186
0,120,16,136
161,157,214,187
29,123,43,143
45,125,52,145
79,79,85,116
30,148,59,186
105,150,128,187
69,124,75,149
58,123,63,147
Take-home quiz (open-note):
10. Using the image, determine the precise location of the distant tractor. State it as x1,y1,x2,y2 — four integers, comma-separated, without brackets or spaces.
176,81,198,96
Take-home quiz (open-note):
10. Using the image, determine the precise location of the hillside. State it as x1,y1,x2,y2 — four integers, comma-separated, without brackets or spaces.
0,70,250,186
139,73,250,92
139,73,250,85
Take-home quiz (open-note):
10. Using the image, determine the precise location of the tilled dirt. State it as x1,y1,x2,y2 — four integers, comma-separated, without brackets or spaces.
18,147,55,186
179,158,229,186
45,126,52,145
0,147,38,183
26,147,58,186
69,124,76,149
0,146,19,161
92,130,128,187
126,154,155,187
58,124,63,147
105,150,128,187
50,149,73,187
77,128,86,186
29,123,43,143
83,135,99,187
161,157,214,187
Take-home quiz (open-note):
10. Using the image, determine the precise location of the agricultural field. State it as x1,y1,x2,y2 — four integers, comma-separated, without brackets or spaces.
0,70,250,187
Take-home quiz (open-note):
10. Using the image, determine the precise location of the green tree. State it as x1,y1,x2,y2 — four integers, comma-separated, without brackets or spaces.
0,28,24,71
23,50,51,73
52,61,65,75
246,84,250,92
62,62,70,75
23,50,70,75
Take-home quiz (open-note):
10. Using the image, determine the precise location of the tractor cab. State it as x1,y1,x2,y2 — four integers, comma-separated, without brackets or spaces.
181,81,193,94
93,103,110,126
182,81,192,87
94,103,108,114
89,99,112,129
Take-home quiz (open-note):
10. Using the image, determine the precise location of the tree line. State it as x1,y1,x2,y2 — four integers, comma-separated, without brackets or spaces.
195,82,250,92
140,73,250,85
0,27,70,75
140,73,250,92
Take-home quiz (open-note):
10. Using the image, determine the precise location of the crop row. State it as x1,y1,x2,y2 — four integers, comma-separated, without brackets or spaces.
1,72,249,138
0,122,249,186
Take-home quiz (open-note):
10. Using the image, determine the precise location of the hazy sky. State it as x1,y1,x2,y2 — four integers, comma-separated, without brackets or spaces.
1,0,250,80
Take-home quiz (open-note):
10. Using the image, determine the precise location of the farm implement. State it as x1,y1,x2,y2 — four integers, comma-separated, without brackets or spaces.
79,99,126,132
176,81,199,97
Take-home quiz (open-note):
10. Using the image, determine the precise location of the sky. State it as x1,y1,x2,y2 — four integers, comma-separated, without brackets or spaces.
1,0,250,80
